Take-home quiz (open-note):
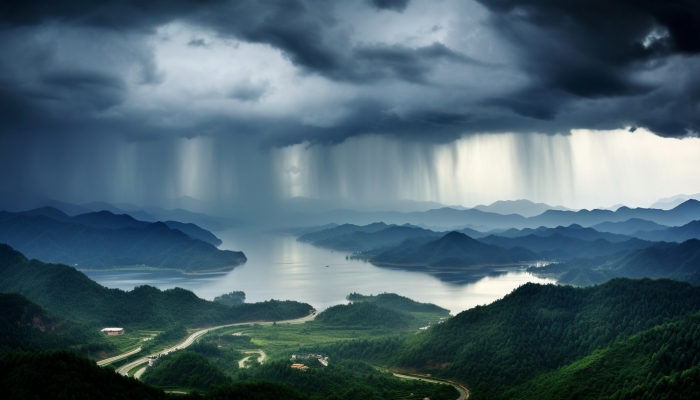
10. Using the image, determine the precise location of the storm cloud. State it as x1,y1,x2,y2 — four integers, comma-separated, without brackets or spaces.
0,0,698,146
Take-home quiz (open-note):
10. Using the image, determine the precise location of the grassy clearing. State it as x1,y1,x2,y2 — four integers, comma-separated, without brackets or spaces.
200,309,446,362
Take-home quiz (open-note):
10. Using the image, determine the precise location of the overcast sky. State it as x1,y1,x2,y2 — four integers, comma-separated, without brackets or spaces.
1,0,699,212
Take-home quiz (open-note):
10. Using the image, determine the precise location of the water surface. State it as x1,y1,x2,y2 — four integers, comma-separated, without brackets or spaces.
83,229,555,315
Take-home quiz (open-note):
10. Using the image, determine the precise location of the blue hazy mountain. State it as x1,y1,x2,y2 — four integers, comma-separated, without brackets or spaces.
298,223,440,251
370,231,538,268
632,220,700,243
0,210,242,272
284,200,700,231
493,224,633,243
591,218,669,235
298,222,392,243
532,239,700,286
472,199,573,217
10,207,222,246
480,233,652,261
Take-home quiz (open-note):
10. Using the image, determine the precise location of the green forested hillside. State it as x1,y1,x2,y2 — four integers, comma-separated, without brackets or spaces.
241,359,459,400
0,212,243,271
0,293,100,354
315,302,416,329
0,351,175,400
392,278,700,399
509,311,700,400
143,351,233,390
0,244,312,328
347,292,450,315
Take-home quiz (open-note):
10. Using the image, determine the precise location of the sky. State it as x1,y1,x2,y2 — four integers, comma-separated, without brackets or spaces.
1,0,699,215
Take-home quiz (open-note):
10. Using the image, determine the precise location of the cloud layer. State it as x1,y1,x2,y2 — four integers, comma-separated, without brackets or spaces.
1,0,699,147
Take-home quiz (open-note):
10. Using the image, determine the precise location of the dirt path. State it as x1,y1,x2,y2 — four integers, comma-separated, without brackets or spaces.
112,310,316,378
393,373,469,400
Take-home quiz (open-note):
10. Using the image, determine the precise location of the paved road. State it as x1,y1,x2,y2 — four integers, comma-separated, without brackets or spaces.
113,310,317,378
393,373,469,400
97,346,142,366
238,349,267,368
133,366,147,380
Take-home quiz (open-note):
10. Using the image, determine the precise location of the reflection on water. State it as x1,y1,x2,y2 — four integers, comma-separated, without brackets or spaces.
83,229,555,315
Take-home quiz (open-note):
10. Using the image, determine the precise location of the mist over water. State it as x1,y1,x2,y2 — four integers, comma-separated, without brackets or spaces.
84,229,554,314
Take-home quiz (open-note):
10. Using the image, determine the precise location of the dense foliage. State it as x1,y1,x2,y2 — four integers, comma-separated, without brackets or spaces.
392,278,700,399
315,302,415,329
0,350,172,400
0,211,243,271
214,291,246,305
510,311,700,400
207,381,308,400
0,293,100,355
0,244,313,328
143,351,233,390
347,292,449,315
241,359,459,400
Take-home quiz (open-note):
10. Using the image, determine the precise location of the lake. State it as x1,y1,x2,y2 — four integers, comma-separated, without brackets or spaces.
83,229,555,315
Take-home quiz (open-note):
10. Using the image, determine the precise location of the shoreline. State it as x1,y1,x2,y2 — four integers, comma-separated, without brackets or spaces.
78,264,242,275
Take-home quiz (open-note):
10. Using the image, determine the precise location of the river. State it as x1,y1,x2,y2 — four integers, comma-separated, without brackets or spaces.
83,229,555,315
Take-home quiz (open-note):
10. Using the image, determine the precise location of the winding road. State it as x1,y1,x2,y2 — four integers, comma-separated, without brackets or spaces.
110,310,317,378
393,372,469,400
238,349,267,368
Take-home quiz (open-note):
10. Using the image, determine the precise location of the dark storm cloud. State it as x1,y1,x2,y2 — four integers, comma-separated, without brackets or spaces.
476,0,700,136
349,42,483,83
368,0,412,12
0,0,458,84
0,0,699,146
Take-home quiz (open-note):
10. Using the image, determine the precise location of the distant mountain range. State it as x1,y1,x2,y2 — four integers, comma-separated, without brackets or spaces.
0,208,245,272
590,218,669,235
284,199,700,230
650,193,700,210
472,199,573,217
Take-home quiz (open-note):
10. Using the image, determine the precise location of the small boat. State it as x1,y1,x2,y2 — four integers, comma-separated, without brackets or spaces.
325,265,329,268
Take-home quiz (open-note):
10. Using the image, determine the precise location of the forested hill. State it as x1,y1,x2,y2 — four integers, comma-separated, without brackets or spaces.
531,239,700,286
0,210,243,272
370,231,537,268
347,292,449,315
0,244,312,328
392,278,700,400
0,293,97,354
509,310,700,400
